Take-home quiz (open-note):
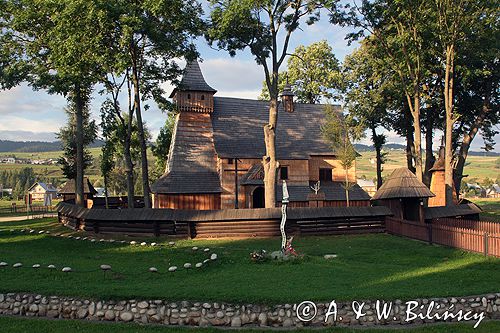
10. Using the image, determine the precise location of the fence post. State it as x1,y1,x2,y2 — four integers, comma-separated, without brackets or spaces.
484,233,488,256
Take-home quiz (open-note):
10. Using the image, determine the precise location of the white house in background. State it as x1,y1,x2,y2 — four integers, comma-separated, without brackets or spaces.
357,178,377,197
5,157,15,164
487,184,500,198
28,182,58,202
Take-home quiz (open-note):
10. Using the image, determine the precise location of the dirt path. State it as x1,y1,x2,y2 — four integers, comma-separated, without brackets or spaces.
0,214,56,222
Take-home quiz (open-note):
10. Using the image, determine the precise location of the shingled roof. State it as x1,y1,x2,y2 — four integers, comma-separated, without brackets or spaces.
169,60,217,98
371,168,435,200
211,97,340,159
151,112,222,194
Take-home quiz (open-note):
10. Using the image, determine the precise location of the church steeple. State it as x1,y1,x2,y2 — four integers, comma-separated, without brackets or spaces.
169,60,217,113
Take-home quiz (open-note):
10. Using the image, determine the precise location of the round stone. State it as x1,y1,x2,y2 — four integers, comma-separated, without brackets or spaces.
130,241,137,245
204,248,210,252
195,263,203,268
203,259,210,264
140,242,147,246
149,267,158,273
192,246,198,251
100,264,112,271
168,241,175,246
210,253,218,260
62,267,72,272
120,312,133,322
47,265,56,269
30,230,35,234
151,242,157,246
75,236,81,240
0,262,8,267
32,264,41,268
90,239,96,242
183,263,192,269
13,263,22,268
168,266,177,272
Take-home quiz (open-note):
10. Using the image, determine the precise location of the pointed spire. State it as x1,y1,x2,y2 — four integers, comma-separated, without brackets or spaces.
169,59,216,98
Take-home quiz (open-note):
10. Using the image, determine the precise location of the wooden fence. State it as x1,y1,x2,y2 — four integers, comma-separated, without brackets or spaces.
56,202,391,239
386,217,500,257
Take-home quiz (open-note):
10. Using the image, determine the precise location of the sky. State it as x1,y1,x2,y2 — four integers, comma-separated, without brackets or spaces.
0,8,498,152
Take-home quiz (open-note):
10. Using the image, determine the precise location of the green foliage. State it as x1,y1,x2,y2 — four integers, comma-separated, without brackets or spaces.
151,113,176,180
57,100,97,180
259,41,342,103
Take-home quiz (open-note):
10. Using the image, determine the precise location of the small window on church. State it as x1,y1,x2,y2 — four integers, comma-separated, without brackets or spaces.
280,166,289,180
187,93,191,99
319,168,332,181
201,95,205,100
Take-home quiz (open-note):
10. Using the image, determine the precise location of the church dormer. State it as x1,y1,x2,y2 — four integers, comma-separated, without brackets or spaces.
169,60,217,113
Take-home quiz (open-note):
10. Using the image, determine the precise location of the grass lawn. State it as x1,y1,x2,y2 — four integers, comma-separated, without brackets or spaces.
1,316,499,333
0,218,499,304
471,198,500,221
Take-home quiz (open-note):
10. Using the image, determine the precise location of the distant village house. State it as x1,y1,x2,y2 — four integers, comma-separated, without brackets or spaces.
28,182,58,201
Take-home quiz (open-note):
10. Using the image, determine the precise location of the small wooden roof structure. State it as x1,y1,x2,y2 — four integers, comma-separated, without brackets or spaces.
59,178,97,195
371,167,434,200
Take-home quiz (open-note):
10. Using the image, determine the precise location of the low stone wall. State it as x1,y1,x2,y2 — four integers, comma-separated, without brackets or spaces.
0,292,499,328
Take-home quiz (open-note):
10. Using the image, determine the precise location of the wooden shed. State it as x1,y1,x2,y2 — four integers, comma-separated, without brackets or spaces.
59,178,97,207
371,168,435,223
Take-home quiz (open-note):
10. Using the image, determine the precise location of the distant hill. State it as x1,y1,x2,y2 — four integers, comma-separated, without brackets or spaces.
0,140,104,153
354,143,500,156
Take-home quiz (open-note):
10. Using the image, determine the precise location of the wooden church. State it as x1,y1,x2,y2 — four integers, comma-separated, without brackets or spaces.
151,60,370,210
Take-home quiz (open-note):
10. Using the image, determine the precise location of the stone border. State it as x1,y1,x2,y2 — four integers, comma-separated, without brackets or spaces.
0,292,499,328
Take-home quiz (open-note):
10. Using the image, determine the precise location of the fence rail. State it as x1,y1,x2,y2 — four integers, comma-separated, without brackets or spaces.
0,204,56,217
57,202,391,239
386,217,500,257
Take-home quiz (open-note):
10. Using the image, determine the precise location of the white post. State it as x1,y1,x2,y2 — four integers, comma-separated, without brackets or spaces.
280,180,289,252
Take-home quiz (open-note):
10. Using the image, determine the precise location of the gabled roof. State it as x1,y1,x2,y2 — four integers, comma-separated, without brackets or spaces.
169,60,217,98
371,168,435,200
28,182,57,192
59,178,97,195
211,97,341,159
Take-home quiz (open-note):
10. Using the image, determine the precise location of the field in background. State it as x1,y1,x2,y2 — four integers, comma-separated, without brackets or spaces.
356,150,499,184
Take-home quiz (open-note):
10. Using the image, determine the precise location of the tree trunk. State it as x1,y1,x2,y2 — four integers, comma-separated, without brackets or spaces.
444,45,455,206
74,85,84,207
411,95,423,181
371,126,383,189
123,128,135,209
423,109,435,187
454,84,492,198
103,173,109,209
131,55,151,208
263,97,278,208
405,112,416,173
345,166,350,207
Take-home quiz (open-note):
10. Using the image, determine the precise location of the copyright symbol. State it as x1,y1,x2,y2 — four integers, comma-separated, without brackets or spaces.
296,301,317,322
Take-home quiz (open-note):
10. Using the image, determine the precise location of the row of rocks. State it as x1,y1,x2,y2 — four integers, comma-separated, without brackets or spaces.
0,292,498,328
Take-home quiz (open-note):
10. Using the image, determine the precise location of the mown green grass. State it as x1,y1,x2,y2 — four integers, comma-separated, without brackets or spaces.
0,316,499,333
0,218,499,304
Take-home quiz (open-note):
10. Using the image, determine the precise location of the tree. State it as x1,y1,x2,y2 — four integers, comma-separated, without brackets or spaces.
151,113,176,180
331,0,434,181
321,106,363,206
259,40,342,103
57,100,98,180
1,0,114,207
208,0,326,207
106,0,203,208
343,41,393,189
